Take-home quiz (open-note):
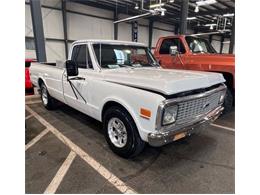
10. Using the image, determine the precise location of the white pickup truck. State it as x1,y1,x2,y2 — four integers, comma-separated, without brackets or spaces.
30,40,226,158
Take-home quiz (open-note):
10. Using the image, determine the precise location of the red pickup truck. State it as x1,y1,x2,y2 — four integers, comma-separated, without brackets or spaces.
25,59,35,95
154,35,235,113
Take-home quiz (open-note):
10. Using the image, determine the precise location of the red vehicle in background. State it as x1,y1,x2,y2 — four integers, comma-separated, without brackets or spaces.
25,59,35,95
154,35,235,113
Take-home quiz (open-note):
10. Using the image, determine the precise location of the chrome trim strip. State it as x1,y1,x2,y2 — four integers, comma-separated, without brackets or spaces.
155,84,227,132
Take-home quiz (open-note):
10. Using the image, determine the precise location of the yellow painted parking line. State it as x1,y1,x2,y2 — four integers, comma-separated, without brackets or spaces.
25,105,137,194
44,151,77,194
211,123,235,132
25,128,49,151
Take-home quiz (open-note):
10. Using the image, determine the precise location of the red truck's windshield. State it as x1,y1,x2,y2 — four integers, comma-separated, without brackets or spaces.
185,36,217,54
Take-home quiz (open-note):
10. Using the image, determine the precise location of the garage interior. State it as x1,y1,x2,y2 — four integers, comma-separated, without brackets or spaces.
25,0,235,194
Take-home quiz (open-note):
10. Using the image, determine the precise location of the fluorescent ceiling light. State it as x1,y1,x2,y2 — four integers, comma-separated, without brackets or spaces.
150,3,165,8
196,0,217,6
169,0,175,3
194,5,199,12
205,23,217,27
187,17,197,20
223,13,235,17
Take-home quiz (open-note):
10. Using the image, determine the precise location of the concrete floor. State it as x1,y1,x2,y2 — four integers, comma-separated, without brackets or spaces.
25,99,235,194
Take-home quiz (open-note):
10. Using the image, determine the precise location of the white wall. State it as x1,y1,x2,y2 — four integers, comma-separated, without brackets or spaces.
26,0,218,61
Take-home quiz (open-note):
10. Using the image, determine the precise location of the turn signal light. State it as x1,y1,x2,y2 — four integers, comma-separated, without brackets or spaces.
140,108,151,119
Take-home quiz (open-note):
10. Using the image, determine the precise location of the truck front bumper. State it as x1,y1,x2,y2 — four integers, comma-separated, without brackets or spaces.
147,106,224,147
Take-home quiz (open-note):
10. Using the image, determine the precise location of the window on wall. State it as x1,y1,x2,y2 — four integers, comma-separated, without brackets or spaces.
71,44,93,69
25,37,35,50
159,38,186,54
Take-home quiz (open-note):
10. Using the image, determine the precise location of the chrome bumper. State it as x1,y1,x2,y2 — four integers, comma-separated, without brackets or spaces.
148,106,224,147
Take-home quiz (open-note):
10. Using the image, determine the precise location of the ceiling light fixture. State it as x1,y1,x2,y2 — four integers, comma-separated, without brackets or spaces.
135,3,139,9
223,13,235,17
194,5,199,13
150,3,165,9
196,0,217,6
169,0,175,3
187,17,197,20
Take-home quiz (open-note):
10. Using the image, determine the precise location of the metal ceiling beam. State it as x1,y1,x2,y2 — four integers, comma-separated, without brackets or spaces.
189,8,234,17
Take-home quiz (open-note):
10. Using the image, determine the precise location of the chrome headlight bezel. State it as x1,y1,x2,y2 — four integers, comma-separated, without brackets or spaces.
162,105,178,126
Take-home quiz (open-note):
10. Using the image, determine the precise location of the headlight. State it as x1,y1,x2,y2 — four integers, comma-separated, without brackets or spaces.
162,105,178,126
219,92,226,104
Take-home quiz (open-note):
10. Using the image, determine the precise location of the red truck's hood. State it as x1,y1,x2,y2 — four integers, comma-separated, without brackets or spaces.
189,53,235,67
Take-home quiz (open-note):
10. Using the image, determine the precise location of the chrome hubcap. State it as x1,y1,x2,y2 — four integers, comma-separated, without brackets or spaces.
108,117,127,148
41,86,48,105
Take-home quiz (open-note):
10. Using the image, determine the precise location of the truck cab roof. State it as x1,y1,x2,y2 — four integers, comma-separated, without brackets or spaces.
72,39,147,47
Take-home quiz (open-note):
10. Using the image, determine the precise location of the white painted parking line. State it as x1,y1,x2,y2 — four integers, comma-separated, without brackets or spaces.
44,151,77,194
211,123,235,132
25,114,33,120
25,100,42,105
25,128,49,151
25,105,137,194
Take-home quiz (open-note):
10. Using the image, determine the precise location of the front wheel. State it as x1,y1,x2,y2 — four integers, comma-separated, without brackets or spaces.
40,82,56,110
103,106,145,158
223,88,234,114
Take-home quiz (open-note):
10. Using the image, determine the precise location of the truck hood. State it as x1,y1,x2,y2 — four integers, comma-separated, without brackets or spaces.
190,53,235,66
102,67,225,95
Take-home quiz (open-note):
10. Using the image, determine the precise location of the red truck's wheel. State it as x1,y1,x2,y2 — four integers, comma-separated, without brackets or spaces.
223,88,233,114
103,106,145,158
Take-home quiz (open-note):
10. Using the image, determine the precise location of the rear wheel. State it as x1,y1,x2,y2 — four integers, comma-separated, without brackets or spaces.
40,82,56,110
103,106,145,158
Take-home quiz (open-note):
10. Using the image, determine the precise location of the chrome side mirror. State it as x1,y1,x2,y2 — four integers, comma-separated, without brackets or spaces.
169,46,178,55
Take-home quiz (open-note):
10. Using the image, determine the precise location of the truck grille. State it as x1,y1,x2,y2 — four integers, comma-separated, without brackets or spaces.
176,91,221,124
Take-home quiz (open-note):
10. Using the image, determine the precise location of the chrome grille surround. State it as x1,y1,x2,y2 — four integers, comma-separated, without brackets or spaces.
155,84,227,132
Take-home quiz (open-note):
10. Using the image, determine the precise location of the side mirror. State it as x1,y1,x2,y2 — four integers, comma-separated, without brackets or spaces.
169,46,178,55
65,60,78,77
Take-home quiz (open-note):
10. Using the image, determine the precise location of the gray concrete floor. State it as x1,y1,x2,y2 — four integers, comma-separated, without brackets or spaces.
25,101,235,194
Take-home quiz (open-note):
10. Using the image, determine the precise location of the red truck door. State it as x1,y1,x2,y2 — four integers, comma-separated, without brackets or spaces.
155,38,186,69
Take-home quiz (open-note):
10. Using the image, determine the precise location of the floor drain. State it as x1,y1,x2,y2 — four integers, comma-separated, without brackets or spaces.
38,151,47,156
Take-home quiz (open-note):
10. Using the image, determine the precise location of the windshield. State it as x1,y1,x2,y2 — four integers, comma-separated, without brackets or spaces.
93,44,158,69
185,36,217,54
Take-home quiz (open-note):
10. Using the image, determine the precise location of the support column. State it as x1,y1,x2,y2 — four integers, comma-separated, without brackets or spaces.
179,0,189,34
114,10,118,40
30,0,46,62
229,17,235,54
174,24,179,34
132,21,138,42
148,19,154,48
220,35,225,54
62,0,68,58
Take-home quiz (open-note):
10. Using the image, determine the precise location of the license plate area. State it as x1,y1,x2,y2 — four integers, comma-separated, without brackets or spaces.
173,132,186,141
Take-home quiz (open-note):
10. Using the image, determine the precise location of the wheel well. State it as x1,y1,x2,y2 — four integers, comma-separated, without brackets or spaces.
38,78,44,88
101,101,129,122
220,72,234,90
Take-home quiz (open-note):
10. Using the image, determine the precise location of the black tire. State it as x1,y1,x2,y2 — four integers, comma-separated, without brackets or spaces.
40,82,56,110
103,106,145,158
223,88,233,114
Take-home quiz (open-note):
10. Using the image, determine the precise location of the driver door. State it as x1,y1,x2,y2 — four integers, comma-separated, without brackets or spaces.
159,38,186,69
62,44,93,115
